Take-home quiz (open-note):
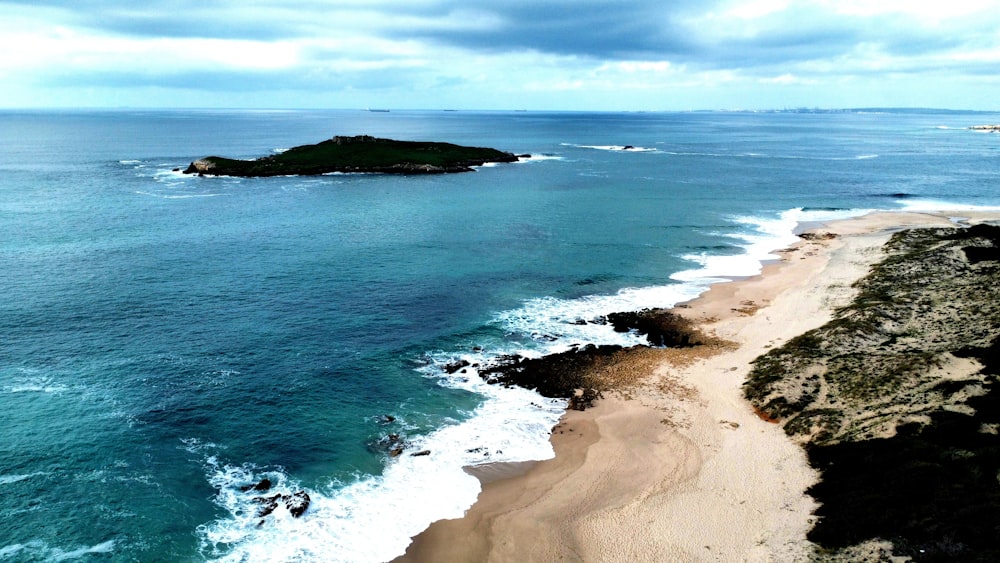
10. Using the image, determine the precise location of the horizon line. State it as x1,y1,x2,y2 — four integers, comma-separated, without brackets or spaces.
1,106,999,114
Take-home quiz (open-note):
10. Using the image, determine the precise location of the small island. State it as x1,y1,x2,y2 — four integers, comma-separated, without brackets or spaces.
184,135,524,177
969,125,1000,132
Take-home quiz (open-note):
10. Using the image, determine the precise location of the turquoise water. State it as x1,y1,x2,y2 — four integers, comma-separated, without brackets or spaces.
2,109,999,562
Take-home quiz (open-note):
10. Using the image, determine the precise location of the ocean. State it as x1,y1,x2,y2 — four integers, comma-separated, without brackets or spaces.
2,108,999,562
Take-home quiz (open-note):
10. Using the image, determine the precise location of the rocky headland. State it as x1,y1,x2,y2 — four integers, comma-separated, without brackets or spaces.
475,309,715,408
745,222,1000,561
184,135,523,177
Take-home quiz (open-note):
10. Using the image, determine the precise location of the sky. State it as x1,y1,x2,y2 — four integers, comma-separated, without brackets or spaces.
1,0,999,111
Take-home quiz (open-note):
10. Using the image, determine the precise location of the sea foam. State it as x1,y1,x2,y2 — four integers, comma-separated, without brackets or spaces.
196,363,566,563
0,540,116,561
672,208,869,282
195,206,870,563
570,143,658,152
897,199,1000,213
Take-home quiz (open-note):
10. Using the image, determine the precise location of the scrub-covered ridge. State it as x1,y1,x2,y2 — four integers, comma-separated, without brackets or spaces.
744,223,1000,561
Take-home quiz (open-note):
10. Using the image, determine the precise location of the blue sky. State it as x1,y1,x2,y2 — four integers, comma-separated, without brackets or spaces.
2,0,999,110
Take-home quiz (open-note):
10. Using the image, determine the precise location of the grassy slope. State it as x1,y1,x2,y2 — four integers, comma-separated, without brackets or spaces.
744,224,1000,561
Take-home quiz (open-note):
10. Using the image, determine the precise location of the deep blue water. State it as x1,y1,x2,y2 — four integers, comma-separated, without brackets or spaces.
1,109,999,562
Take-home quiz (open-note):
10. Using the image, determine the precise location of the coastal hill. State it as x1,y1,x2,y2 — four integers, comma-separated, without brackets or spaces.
184,135,522,177
745,223,1000,560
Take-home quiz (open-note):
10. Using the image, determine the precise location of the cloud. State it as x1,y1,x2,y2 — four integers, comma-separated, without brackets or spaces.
2,0,1000,109
42,65,431,93
388,0,703,59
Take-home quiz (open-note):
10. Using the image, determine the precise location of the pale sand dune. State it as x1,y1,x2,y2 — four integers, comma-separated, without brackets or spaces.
396,210,992,563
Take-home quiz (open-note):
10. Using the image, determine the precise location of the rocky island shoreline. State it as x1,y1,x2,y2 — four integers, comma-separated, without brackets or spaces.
184,135,524,177
397,211,1000,563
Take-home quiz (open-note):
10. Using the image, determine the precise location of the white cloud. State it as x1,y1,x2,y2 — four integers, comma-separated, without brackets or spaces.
1,0,1000,109
607,61,674,73
817,0,996,19
724,0,790,20
758,73,818,85
0,14,302,74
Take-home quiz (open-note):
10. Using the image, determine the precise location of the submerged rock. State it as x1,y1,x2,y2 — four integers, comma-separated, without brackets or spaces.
253,491,311,518
240,478,272,492
285,491,311,518
443,360,471,374
369,432,408,456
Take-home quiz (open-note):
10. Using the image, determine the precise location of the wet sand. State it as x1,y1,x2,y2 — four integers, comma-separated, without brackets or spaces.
395,210,996,562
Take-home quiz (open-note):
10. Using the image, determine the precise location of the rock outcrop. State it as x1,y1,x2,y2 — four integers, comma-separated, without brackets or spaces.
605,309,704,347
253,491,311,518
474,309,709,409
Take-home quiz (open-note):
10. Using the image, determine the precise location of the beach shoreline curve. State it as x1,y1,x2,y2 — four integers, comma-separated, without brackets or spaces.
394,209,1000,563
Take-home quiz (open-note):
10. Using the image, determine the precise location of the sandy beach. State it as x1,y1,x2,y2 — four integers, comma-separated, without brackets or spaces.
396,210,999,562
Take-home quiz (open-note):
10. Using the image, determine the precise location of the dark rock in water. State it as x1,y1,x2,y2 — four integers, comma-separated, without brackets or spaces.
606,309,703,347
444,360,471,374
368,432,408,456
254,495,281,518
240,478,273,492
622,145,634,150
411,450,431,457
184,135,519,177
377,414,396,424
479,344,623,399
286,491,310,518
475,311,705,411
253,491,311,518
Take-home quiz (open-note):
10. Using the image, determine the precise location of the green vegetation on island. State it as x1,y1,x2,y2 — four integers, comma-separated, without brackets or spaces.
184,135,523,177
